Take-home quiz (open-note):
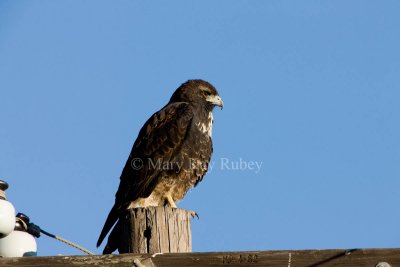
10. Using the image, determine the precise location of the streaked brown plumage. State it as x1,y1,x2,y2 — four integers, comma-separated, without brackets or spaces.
97,79,223,253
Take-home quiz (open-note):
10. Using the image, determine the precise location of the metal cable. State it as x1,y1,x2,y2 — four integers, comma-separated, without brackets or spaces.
39,228,95,255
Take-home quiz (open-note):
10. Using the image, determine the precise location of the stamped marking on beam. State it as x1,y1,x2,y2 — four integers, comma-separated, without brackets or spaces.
222,254,258,264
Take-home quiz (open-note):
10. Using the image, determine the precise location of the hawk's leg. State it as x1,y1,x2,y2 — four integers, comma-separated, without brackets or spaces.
166,194,177,208
165,194,199,219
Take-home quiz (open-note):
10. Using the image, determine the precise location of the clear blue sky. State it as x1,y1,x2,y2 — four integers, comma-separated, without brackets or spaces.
1,1,400,256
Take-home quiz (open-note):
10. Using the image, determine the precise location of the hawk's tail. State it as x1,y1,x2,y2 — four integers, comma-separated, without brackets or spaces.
97,204,119,248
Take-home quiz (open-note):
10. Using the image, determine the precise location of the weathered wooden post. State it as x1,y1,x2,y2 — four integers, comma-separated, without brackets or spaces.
116,206,192,254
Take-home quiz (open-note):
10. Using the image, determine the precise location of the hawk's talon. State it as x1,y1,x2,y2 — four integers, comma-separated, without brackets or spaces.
189,210,199,219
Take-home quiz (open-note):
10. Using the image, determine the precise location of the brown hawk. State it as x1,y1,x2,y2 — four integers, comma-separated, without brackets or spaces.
97,79,223,253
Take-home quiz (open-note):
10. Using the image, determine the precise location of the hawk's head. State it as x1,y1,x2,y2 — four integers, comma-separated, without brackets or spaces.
170,79,224,109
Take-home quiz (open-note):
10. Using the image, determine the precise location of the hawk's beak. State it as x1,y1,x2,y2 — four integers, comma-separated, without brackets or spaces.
206,95,224,109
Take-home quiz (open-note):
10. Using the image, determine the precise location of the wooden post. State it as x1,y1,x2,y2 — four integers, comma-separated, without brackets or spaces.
117,207,192,254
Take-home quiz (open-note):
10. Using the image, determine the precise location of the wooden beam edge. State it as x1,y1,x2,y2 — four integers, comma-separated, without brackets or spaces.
1,248,400,267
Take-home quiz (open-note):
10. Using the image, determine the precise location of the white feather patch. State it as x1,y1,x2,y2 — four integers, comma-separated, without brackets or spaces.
196,112,213,137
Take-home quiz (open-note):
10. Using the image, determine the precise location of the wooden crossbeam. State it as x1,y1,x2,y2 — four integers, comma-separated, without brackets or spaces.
1,248,399,267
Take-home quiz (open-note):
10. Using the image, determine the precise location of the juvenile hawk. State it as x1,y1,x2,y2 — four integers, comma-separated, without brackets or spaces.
97,79,223,253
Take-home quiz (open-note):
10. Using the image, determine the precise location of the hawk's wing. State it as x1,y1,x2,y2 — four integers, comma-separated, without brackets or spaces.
97,102,193,248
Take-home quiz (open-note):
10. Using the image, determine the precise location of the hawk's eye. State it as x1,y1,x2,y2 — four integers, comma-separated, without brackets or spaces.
204,91,212,96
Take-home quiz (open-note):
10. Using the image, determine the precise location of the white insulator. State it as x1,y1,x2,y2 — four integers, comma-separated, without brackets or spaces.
0,230,37,257
0,180,16,238
0,199,16,237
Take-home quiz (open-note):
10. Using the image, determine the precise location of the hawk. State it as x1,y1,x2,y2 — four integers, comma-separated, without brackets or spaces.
97,79,223,253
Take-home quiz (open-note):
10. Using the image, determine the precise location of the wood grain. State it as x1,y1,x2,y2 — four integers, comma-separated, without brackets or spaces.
121,207,192,254
1,249,400,267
